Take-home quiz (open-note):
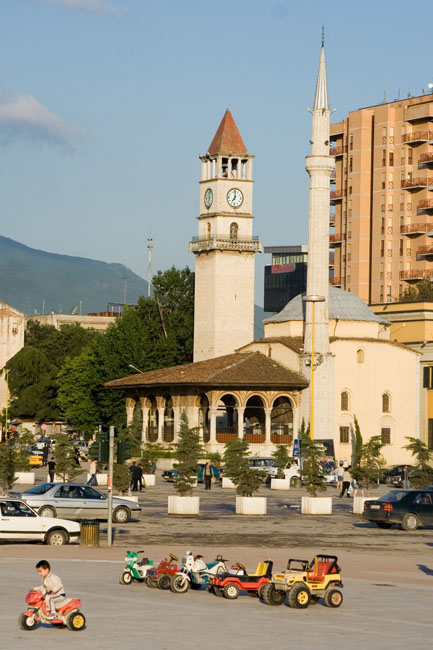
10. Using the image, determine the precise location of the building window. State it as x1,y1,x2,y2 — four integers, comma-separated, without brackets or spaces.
349,157,353,172
381,173,386,190
341,391,350,411
399,239,403,256
408,149,413,165
350,135,353,150
389,151,394,166
389,127,394,144
381,428,391,445
229,222,238,240
382,393,391,413
340,426,350,444
386,286,392,302
382,150,386,166
382,127,387,144
401,149,405,165
381,195,385,212
423,366,433,389
380,286,384,302
357,349,365,364
399,284,403,298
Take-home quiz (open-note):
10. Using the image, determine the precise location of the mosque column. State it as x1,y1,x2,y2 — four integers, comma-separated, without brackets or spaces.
209,408,217,444
157,406,165,443
264,408,272,445
237,406,245,439
141,406,149,444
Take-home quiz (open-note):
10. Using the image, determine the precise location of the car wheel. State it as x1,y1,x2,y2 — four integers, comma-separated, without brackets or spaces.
19,614,37,631
223,583,239,600
46,529,68,546
120,571,133,585
288,584,311,609
39,506,56,518
260,583,285,606
324,588,343,608
113,506,130,523
290,477,300,488
66,611,86,631
376,522,392,529
157,573,172,590
170,574,189,594
401,513,419,531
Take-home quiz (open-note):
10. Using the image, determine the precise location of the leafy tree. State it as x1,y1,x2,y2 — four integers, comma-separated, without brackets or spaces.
404,437,433,487
298,422,328,497
54,434,81,482
358,435,386,489
401,278,433,303
0,439,17,494
173,412,203,496
223,438,265,497
113,463,131,495
25,321,97,370
14,430,35,472
272,445,291,479
140,443,159,474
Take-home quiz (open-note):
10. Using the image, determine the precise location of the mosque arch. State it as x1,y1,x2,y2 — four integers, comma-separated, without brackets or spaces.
198,393,210,443
147,394,158,442
270,395,294,443
163,394,174,442
216,394,239,442
382,392,391,413
230,222,239,240
356,348,365,364
244,395,266,439
340,390,350,412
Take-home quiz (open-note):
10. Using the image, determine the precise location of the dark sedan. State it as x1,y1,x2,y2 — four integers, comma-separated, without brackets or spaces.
363,489,433,531
382,465,415,487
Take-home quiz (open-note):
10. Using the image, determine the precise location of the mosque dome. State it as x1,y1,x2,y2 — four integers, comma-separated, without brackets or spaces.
265,286,389,324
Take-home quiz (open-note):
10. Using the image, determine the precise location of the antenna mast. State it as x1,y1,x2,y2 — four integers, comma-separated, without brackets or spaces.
147,238,153,298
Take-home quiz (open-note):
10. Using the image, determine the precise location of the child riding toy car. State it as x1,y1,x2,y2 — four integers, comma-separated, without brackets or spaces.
146,553,179,590
261,554,343,609
120,550,154,585
19,588,85,631
210,559,272,599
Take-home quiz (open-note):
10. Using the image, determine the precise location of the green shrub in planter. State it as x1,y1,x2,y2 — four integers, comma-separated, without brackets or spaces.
223,439,265,497
271,445,291,479
298,423,328,497
173,412,203,496
113,463,131,495
404,436,433,487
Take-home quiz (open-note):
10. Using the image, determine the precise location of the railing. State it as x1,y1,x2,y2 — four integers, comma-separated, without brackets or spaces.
191,234,259,242
418,199,433,212
330,145,347,155
216,432,238,443
330,277,342,285
400,269,433,280
401,177,428,189
400,223,433,234
147,427,158,443
163,425,174,443
190,236,262,253
330,233,344,243
216,426,238,434
417,245,433,256
245,433,266,444
402,131,433,143
271,433,294,444
419,153,433,166
330,189,346,200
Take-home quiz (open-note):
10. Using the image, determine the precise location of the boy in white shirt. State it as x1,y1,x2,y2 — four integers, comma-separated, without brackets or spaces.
35,560,65,620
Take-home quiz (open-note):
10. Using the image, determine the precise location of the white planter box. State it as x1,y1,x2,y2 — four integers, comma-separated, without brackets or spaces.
222,477,236,489
352,496,377,515
271,478,291,490
235,496,267,516
168,495,200,516
301,496,333,515
86,473,108,486
120,495,139,503
142,474,155,487
14,472,35,485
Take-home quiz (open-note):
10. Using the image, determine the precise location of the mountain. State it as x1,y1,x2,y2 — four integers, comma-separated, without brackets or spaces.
0,236,148,315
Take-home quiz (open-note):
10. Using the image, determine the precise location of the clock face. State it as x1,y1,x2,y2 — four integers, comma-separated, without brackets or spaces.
204,188,213,208
227,188,243,208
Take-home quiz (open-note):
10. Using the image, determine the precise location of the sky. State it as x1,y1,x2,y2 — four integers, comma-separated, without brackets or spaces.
2,0,433,307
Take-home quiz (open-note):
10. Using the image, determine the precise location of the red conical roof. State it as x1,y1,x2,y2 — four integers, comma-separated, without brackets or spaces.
207,109,248,155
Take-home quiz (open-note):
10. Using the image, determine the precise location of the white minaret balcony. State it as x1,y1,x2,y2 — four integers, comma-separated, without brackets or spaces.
190,233,262,254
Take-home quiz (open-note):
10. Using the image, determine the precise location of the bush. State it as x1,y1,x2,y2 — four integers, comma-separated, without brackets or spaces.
113,463,131,494
0,439,17,494
223,438,264,497
404,437,433,487
173,412,203,496
271,445,291,479
298,422,328,497
54,434,81,482
359,435,386,489
140,443,159,474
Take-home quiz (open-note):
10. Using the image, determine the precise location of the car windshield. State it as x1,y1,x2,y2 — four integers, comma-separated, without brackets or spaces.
25,483,54,495
379,491,410,502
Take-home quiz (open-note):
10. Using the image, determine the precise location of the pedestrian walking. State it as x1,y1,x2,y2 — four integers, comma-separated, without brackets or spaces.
203,461,213,490
339,467,352,498
133,463,144,491
130,461,137,491
336,462,344,490
402,465,410,489
42,443,49,466
47,457,56,483
87,460,98,486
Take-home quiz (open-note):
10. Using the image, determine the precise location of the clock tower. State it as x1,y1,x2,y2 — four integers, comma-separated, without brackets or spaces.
190,109,261,362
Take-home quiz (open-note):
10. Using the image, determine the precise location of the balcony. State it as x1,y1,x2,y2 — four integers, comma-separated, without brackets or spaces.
190,234,262,254
401,177,428,190
400,223,433,236
417,244,433,259
400,269,433,281
402,131,433,145
417,198,433,214
329,233,344,246
330,277,342,286
404,104,433,123
330,189,346,204
330,145,347,156
418,152,433,169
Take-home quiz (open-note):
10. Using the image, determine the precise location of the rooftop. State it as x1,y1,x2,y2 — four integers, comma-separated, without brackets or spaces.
207,109,248,156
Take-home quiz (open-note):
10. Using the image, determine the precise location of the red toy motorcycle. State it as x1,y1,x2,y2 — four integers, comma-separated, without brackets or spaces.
19,589,86,631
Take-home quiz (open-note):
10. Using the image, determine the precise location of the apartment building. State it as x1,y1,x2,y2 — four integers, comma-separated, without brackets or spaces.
330,92,433,305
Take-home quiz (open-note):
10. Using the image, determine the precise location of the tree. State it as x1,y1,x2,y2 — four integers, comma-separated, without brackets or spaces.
272,445,291,479
113,463,131,495
404,437,433,487
173,412,203,496
54,434,81,482
25,320,97,370
14,430,35,472
140,443,159,474
298,421,328,497
359,435,386,489
0,439,17,494
401,278,433,303
223,438,265,497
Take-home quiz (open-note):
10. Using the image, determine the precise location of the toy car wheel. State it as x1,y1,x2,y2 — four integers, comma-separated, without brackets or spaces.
223,583,239,600
113,506,131,523
46,529,68,546
147,577,158,589
260,583,285,606
288,584,311,609
401,513,419,531
171,574,189,593
66,611,86,631
18,614,37,631
120,571,133,585
324,588,343,608
157,574,172,590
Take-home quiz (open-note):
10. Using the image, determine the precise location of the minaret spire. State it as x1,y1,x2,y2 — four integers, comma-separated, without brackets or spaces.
313,34,330,111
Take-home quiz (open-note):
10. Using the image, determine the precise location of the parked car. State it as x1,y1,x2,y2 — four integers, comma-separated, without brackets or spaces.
162,464,222,483
21,483,141,523
247,457,275,472
363,489,433,531
382,465,415,487
25,451,43,467
0,498,80,545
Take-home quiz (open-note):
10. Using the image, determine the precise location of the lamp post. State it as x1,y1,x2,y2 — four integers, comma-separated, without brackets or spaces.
303,294,325,440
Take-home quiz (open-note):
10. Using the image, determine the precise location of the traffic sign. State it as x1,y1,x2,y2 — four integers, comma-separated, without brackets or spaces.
41,424,47,431
292,439,300,457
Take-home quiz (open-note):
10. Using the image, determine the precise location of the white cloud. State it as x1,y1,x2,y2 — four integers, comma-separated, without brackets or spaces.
0,94,75,149
41,0,117,13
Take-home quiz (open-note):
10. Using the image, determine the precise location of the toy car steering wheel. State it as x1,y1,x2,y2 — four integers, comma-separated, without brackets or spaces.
215,555,228,562
235,562,247,573
169,554,179,562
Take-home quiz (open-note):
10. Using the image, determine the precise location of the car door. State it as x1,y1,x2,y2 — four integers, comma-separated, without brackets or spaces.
412,492,433,525
0,501,44,541
52,485,83,518
80,486,108,517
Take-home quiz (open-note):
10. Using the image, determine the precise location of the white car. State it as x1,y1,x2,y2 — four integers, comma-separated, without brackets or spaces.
0,498,80,545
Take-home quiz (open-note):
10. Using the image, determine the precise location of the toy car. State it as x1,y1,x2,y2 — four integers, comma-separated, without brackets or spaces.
170,552,229,593
120,550,154,585
146,554,179,590
262,554,343,609
210,559,272,599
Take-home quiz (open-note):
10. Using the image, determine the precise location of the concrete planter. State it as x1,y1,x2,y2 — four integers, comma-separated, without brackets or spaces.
301,496,333,515
352,496,377,515
14,472,35,485
271,478,291,490
235,496,267,516
168,495,200,516
143,474,155,487
222,477,236,489
86,473,108,486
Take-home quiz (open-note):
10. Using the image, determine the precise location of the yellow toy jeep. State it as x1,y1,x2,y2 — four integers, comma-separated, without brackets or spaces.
261,554,343,609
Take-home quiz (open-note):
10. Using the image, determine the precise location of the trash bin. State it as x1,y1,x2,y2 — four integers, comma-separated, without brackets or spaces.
80,520,100,547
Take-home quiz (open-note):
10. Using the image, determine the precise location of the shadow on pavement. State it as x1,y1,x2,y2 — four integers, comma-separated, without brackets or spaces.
417,563,433,576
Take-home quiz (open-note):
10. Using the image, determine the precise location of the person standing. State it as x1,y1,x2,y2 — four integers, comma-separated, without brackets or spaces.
203,461,213,490
402,465,410,489
87,460,98,486
339,467,351,498
129,461,137,491
47,457,56,483
42,443,49,467
134,463,144,491
336,462,344,490
244,418,251,435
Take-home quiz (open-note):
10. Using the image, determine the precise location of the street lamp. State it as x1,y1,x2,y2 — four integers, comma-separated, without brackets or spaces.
302,294,325,440
128,364,144,374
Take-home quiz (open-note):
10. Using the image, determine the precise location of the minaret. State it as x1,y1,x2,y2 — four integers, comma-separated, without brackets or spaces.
303,35,335,439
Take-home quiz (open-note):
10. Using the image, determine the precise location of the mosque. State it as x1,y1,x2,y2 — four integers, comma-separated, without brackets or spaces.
107,41,419,466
